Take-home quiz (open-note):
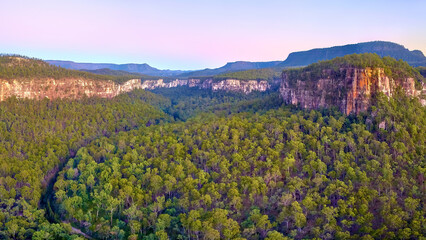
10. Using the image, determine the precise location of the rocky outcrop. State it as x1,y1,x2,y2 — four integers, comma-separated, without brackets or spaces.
211,79,269,93
280,67,425,115
141,79,188,89
0,77,271,101
0,78,143,101
141,78,271,94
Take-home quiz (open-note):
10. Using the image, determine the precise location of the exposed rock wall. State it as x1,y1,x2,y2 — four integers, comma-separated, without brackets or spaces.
280,67,424,115
0,77,270,101
141,78,270,94
211,79,269,93
0,78,143,101
141,79,188,89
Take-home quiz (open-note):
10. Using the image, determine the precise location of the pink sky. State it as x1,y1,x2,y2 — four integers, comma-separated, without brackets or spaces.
1,0,425,70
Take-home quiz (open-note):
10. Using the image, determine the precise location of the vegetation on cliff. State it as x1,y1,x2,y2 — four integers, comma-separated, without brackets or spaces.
284,53,425,89
0,55,142,84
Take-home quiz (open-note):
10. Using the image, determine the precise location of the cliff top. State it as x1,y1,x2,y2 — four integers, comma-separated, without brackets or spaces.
0,55,141,84
284,53,425,88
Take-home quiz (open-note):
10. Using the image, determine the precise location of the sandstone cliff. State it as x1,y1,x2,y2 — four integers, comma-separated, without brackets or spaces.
141,78,270,94
280,67,425,115
0,78,143,101
0,77,271,101
141,79,188,89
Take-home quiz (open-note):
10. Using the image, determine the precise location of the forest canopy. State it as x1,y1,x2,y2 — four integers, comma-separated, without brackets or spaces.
0,55,142,84
51,89,425,239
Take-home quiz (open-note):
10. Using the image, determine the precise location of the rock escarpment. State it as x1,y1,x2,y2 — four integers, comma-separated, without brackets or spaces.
141,78,270,94
210,79,269,92
141,79,188,89
280,67,425,115
0,78,143,101
0,78,271,101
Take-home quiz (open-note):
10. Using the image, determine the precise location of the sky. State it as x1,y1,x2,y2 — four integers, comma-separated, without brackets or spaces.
1,0,425,70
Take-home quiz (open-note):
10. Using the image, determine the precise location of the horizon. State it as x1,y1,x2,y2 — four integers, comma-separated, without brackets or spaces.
42,40,425,71
1,0,426,70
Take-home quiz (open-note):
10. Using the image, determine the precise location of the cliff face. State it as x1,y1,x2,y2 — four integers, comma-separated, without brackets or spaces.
141,79,188,89
141,78,270,94
280,67,424,115
0,78,270,101
0,78,143,101
210,79,269,92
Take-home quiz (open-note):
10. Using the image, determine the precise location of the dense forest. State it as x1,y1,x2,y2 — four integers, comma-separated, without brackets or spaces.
51,90,425,240
150,87,281,121
0,90,170,239
0,55,424,239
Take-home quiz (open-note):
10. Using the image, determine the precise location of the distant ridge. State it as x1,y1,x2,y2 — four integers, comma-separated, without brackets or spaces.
177,61,282,78
46,41,426,79
46,60,190,77
81,68,144,76
278,41,426,67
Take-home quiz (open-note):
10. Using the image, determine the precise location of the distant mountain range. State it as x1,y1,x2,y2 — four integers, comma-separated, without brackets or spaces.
46,60,190,77
46,41,426,78
278,41,426,67
81,68,143,76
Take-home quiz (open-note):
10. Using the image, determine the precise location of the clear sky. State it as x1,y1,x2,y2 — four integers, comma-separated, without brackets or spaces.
1,0,425,70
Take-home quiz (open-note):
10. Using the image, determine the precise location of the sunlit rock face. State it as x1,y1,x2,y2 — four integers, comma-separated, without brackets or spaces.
0,78,143,101
211,79,269,93
0,77,271,101
141,79,188,89
141,78,270,94
280,67,424,115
